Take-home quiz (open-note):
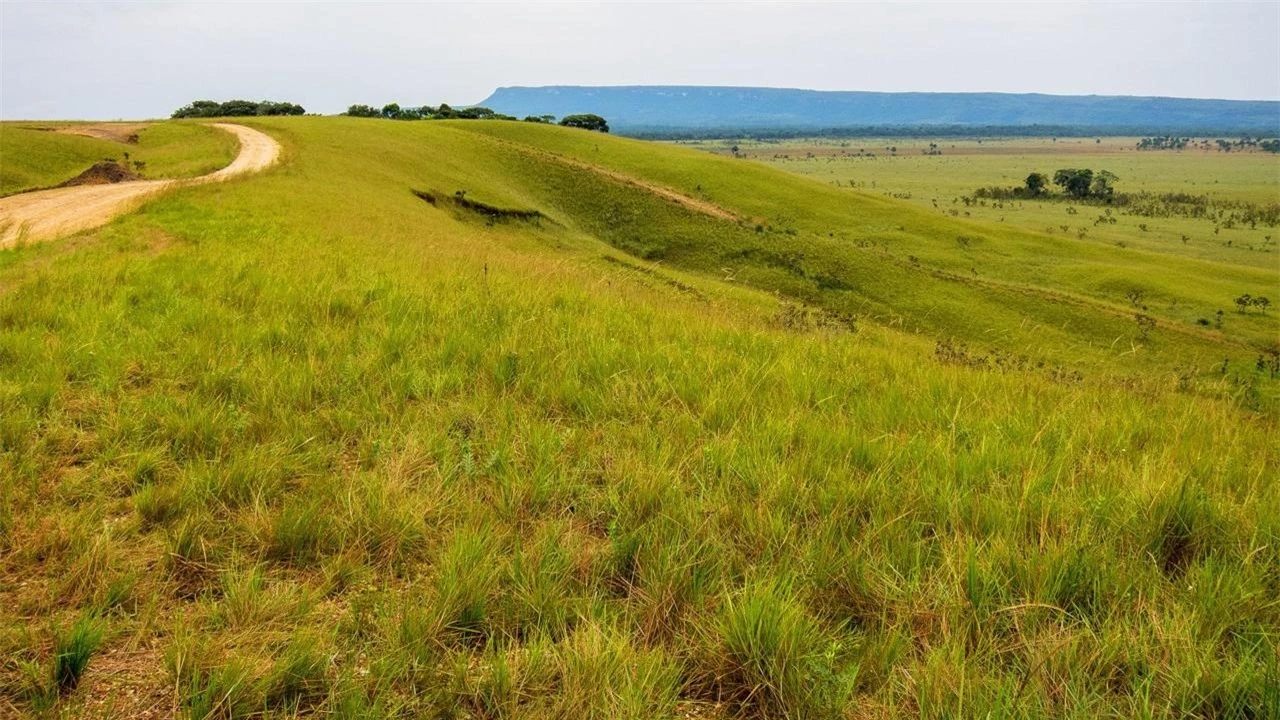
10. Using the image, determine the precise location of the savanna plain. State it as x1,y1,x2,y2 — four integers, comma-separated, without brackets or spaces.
0,117,1277,719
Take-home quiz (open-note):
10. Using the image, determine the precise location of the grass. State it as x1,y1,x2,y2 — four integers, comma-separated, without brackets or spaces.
0,116,1276,718
0,121,238,195
464,122,1279,374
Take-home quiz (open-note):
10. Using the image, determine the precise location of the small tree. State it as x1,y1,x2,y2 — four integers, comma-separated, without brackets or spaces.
559,114,609,132
1235,293,1253,313
1091,170,1118,200
1024,172,1048,196
1053,168,1094,198
1253,296,1271,314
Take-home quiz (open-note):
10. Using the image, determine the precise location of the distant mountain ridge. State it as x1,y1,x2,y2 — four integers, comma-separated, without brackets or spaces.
478,86,1280,136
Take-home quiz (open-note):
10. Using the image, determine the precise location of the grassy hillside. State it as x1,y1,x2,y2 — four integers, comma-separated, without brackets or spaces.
460,122,1278,378
0,122,238,195
0,117,1276,719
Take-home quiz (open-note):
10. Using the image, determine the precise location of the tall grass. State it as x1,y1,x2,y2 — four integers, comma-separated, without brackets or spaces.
0,117,1275,717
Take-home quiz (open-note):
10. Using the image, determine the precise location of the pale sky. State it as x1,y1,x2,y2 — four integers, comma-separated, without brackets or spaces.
2,1,1278,120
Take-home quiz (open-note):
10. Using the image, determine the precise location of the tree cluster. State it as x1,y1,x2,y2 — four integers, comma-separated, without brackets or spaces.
1052,169,1118,200
1235,294,1271,314
342,104,609,132
172,100,305,119
972,168,1119,202
346,103,521,121
558,114,610,133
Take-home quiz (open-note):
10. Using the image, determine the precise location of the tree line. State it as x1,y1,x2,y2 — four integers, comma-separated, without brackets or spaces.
344,103,609,132
1137,136,1280,153
172,100,305,119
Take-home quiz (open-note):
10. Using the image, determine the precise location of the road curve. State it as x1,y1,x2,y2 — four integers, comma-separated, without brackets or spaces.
0,123,281,248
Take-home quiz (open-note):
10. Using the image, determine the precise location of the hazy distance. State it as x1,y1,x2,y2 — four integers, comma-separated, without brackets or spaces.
2,1,1278,120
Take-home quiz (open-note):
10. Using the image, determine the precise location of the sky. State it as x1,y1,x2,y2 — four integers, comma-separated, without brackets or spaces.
2,1,1278,120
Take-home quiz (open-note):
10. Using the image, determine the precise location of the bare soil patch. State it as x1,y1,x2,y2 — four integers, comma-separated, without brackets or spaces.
55,123,150,144
58,160,140,187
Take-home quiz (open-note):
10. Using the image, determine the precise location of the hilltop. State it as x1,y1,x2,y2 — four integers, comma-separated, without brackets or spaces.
479,85,1280,136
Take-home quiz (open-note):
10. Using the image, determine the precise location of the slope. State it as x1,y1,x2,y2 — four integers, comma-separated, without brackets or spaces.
0,117,1275,719
453,120,1278,379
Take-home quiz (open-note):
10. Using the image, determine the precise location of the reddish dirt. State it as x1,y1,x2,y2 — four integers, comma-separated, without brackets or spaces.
58,160,141,187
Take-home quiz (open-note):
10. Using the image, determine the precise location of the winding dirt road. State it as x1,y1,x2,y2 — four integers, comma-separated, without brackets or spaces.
0,123,280,248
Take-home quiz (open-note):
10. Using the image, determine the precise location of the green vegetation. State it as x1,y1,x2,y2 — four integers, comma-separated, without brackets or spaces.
0,122,238,195
344,103,519,121
171,99,306,119
0,118,1276,718
559,113,610,133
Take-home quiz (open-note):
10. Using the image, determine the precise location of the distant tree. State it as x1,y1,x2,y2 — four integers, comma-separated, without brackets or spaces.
1090,170,1118,200
523,115,555,123
1235,293,1253,313
1253,296,1271,314
254,101,305,116
381,103,402,119
218,99,259,116
455,106,497,119
345,104,380,118
171,100,222,118
1053,169,1094,199
1024,172,1049,196
173,99,305,119
559,114,610,133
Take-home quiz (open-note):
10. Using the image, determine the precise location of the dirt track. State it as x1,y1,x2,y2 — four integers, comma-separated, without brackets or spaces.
0,123,280,248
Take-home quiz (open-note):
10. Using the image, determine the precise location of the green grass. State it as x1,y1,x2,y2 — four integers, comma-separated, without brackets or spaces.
0,117,1276,718
0,121,238,195
52,615,105,694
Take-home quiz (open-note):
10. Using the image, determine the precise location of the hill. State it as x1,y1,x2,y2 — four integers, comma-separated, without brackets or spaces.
0,117,1276,718
479,85,1280,136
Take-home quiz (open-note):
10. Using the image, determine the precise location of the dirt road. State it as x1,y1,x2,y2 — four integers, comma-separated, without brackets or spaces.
0,123,280,248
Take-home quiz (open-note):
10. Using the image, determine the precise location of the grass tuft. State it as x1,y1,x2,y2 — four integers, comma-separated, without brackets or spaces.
51,613,105,694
